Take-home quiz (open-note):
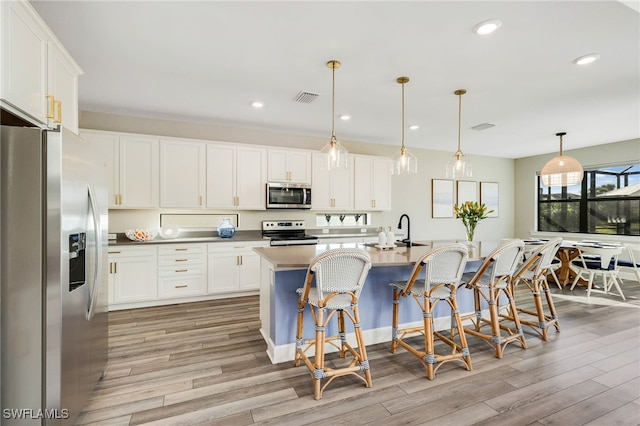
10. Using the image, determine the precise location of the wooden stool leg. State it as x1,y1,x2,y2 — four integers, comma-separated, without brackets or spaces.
473,286,483,331
532,280,548,340
391,287,401,353
313,308,325,400
450,295,472,371
424,296,436,380
504,287,527,350
294,298,305,367
488,287,503,358
337,310,347,358
352,304,372,388
542,278,560,334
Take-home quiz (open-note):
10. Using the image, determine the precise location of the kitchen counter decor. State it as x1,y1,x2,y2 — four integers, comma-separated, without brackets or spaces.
124,229,157,242
217,218,236,238
454,201,493,244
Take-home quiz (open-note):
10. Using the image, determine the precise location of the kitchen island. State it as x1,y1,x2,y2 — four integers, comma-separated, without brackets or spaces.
255,242,490,364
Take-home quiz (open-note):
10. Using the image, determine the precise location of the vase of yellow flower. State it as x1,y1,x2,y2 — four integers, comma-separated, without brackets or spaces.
453,201,493,244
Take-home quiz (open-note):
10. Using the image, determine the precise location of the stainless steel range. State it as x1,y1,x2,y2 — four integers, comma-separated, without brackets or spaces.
262,220,319,246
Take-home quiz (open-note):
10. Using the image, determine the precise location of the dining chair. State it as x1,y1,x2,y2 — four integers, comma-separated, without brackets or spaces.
619,244,640,283
510,237,562,341
569,243,625,300
389,243,471,380
294,248,372,400
455,239,527,358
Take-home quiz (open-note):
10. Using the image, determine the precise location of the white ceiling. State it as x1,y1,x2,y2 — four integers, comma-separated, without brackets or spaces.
32,0,640,159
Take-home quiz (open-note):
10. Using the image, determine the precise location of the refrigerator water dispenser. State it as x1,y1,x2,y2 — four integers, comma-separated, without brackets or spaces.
69,232,86,291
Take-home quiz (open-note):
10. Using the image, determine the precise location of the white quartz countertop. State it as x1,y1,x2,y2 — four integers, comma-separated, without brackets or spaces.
254,241,489,269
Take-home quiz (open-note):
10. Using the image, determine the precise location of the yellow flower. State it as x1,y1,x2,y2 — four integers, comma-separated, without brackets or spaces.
454,201,493,227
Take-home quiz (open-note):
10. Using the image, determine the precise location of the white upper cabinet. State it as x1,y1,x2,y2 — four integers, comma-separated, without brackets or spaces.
80,130,119,207
236,146,267,210
82,130,159,209
118,135,160,209
267,149,312,184
160,139,206,208
206,144,236,209
354,155,392,211
0,0,82,132
311,153,354,210
47,42,80,133
207,143,266,210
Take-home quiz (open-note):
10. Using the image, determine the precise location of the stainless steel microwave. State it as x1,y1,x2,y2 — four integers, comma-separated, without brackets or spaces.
266,183,312,209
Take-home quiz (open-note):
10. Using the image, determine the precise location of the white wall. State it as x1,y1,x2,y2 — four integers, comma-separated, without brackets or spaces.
82,111,516,240
513,137,640,242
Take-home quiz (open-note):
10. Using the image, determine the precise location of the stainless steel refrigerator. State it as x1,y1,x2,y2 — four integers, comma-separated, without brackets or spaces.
1,125,108,425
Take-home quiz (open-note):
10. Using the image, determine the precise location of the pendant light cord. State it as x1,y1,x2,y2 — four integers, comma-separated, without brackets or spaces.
555,132,567,156
457,92,462,152
331,62,336,141
401,80,405,153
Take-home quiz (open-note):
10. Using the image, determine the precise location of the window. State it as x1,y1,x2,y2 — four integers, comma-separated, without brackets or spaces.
537,163,640,236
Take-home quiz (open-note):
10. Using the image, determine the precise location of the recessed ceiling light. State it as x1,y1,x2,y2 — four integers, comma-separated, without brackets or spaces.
339,114,350,120
573,53,600,65
251,101,264,108
473,19,502,35
409,125,419,130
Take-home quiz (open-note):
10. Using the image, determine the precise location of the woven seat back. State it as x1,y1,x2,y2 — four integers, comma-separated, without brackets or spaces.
310,248,372,298
470,239,525,285
515,237,562,278
416,244,468,291
538,238,562,271
492,240,526,277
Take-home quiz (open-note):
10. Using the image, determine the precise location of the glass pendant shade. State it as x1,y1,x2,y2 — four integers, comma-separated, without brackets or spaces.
392,76,417,175
446,89,472,179
320,134,349,170
321,60,348,170
540,132,583,186
446,151,472,179
393,147,418,175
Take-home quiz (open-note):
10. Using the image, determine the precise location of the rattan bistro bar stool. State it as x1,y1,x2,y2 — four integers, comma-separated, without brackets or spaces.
454,240,527,359
390,244,471,380
294,248,372,400
509,238,563,341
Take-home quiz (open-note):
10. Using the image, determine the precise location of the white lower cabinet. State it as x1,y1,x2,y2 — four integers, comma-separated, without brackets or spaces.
157,244,207,299
108,246,157,305
108,241,269,310
208,241,268,294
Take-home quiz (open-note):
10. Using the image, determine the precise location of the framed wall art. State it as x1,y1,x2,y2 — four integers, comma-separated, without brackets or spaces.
432,179,454,218
480,181,499,217
456,180,477,204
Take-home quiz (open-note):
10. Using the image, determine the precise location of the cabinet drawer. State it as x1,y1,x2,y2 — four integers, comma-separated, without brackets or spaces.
158,264,206,277
108,246,156,257
207,241,269,253
158,276,206,299
158,254,205,266
158,245,205,255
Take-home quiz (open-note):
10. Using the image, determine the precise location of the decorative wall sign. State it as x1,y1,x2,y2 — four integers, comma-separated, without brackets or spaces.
480,181,499,217
456,180,477,204
432,179,454,218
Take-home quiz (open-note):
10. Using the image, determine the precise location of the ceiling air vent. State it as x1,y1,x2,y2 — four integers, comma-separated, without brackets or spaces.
293,91,319,104
471,122,495,131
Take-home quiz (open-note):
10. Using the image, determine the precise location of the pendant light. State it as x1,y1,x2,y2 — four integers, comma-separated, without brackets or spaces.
392,77,418,175
446,89,472,179
319,60,348,170
540,132,583,186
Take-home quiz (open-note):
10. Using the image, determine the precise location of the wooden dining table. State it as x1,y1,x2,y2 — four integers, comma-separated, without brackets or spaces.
524,240,587,287
552,243,587,287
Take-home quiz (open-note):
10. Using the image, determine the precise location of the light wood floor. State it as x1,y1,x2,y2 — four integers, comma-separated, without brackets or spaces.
78,279,640,426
